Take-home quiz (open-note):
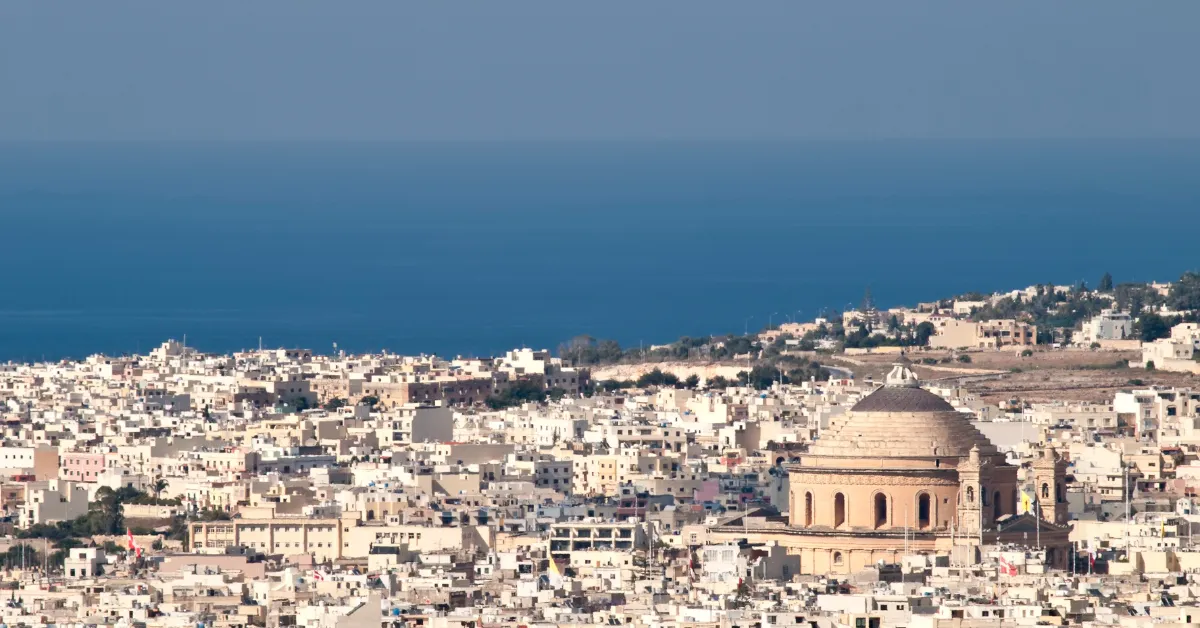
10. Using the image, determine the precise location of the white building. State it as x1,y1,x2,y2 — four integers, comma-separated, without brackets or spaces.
1077,309,1133,344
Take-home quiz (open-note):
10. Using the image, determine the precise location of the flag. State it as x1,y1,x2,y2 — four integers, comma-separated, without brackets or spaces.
544,559,564,589
312,570,327,581
998,556,1017,576
127,528,136,551
1019,491,1034,516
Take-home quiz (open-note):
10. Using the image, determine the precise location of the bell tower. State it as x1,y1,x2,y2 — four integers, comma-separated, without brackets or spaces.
957,445,984,539
1032,446,1068,525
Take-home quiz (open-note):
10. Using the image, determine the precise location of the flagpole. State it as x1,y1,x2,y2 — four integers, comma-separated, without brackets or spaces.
1036,500,1041,549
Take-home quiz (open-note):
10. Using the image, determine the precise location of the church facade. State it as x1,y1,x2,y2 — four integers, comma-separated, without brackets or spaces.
714,361,1070,575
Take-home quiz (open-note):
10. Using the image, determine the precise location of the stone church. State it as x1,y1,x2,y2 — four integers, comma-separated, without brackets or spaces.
715,360,1070,575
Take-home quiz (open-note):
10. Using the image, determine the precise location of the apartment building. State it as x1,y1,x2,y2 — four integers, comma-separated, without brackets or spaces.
361,374,492,409
1077,309,1133,344
549,519,647,567
0,446,59,480
376,404,453,446
930,319,1037,349
189,513,474,561
977,320,1037,348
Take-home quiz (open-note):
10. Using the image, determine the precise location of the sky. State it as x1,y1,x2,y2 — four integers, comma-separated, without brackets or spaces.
2,2,1199,141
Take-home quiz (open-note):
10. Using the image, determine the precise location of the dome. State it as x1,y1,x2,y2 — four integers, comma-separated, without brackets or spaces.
849,386,956,413
805,361,999,460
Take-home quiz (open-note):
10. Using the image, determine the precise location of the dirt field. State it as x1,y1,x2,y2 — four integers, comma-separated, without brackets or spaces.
590,361,747,383
834,348,1199,403
589,347,1198,403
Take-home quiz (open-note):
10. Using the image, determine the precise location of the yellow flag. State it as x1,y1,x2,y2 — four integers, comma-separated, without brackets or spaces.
1019,491,1033,515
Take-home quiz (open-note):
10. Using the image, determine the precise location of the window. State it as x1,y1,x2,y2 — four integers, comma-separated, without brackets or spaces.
834,551,844,566
993,491,1002,520
1041,483,1050,500
804,492,814,527
966,486,974,502
874,493,888,529
834,493,846,528
917,493,931,529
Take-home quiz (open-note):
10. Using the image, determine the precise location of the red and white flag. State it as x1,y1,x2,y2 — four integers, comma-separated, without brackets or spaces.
998,556,1017,576
127,528,136,552
312,570,327,581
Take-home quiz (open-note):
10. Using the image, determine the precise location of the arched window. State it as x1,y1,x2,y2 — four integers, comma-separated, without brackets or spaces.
917,493,931,529
981,487,989,506
993,491,1002,520
834,493,846,528
966,486,975,502
1056,482,1065,503
1041,483,1050,500
804,492,814,527
833,551,844,566
874,493,888,529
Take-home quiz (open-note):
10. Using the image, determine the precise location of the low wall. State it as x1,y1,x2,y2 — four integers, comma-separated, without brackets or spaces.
123,504,180,519
843,346,905,356
1154,358,1200,374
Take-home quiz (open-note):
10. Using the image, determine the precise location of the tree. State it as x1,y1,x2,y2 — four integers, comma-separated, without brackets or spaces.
597,379,633,392
684,374,700,389
1169,271,1200,311
636,368,679,388
914,322,936,346
153,478,169,499
861,286,875,315
733,578,751,608
322,397,348,411
597,339,623,363
559,336,625,365
957,354,972,363
358,395,380,408
1099,272,1114,292
742,364,782,390
1116,283,1162,316
485,378,547,409
1138,313,1171,342
707,375,732,390
558,335,600,365
0,544,42,569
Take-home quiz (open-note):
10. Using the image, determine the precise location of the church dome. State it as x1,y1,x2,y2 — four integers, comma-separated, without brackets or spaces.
849,386,956,413
806,360,998,460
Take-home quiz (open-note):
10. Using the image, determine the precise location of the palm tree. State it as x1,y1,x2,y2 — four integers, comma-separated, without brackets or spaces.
152,478,169,500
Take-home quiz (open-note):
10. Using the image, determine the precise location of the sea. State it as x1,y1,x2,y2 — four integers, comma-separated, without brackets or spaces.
1,140,1198,363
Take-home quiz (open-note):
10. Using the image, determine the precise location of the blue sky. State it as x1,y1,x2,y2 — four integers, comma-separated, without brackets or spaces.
2,1,1198,140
